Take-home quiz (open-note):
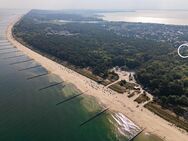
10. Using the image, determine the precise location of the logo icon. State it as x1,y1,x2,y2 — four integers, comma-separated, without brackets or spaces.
178,43,188,58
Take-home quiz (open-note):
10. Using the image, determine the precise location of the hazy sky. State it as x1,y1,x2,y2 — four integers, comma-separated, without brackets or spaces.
0,0,188,10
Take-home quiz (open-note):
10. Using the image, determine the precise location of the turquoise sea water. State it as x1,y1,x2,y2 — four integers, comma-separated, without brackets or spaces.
0,9,163,141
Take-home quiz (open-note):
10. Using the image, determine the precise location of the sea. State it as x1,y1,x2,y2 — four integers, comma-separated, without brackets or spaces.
0,9,163,141
99,10,188,25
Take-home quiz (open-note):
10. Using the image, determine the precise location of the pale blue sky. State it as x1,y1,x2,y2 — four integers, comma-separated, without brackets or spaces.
0,0,187,10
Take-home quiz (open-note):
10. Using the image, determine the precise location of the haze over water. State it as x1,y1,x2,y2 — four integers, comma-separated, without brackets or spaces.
100,10,188,25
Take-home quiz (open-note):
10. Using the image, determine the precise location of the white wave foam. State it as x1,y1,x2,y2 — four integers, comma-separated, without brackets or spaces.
112,113,140,138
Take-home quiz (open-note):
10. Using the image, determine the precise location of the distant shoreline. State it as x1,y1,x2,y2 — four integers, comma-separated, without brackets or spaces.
99,10,188,26
7,16,188,141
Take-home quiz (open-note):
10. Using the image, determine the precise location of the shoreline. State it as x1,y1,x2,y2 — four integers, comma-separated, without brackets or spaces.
7,16,188,141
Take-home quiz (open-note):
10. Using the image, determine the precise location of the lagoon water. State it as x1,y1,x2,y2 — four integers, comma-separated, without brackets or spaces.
0,9,163,141
100,10,188,25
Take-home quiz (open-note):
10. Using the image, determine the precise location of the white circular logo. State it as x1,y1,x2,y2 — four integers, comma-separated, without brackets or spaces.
178,43,188,58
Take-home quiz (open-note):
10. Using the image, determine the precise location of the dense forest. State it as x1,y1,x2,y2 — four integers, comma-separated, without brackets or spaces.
13,10,188,119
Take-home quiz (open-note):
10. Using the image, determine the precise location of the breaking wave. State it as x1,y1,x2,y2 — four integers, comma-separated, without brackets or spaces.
111,113,140,138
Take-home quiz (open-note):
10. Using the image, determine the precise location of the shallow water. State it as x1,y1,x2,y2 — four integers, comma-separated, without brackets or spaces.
0,46,125,141
0,9,163,141
0,44,124,141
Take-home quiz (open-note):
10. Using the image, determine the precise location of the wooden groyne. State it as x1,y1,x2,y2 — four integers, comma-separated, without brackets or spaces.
18,65,41,71
0,45,12,48
3,54,25,59
0,50,20,55
9,59,34,65
80,108,109,127
0,45,12,47
27,72,49,80
38,81,64,91
0,43,11,46
56,93,83,105
0,41,8,43
128,128,145,141
0,47,14,50
56,91,88,105
0,40,8,43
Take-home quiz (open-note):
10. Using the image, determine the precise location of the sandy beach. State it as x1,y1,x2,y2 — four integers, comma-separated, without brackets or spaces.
6,17,188,141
